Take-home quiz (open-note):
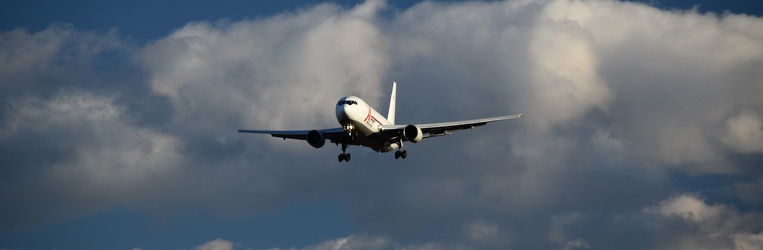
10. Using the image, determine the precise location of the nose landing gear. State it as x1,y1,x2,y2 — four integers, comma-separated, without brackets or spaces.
338,123,355,162
343,122,355,139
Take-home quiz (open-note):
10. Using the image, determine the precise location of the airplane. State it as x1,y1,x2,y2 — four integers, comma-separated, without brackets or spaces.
238,82,522,162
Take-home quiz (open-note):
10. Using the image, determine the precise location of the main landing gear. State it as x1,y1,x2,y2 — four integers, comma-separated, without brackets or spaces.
394,150,407,159
338,143,351,162
394,139,407,159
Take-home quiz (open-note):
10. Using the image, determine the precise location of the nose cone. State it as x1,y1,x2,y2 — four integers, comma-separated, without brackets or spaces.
336,98,350,123
336,106,349,123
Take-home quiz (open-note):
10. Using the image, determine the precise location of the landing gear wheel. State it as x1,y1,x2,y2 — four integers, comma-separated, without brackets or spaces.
395,150,407,159
338,153,351,162
338,143,351,162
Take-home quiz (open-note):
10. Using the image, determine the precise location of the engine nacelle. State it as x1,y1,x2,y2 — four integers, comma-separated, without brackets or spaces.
307,130,326,148
403,124,423,143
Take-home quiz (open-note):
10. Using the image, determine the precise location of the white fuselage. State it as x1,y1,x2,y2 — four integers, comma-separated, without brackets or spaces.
335,96,398,152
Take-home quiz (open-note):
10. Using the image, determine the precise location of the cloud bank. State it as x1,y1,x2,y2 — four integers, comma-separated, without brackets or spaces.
1,0,762,249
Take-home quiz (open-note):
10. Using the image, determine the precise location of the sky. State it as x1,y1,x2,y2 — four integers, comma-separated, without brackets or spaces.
1,0,762,249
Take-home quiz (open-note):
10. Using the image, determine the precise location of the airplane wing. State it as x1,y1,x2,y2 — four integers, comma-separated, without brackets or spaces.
379,114,522,140
237,127,356,145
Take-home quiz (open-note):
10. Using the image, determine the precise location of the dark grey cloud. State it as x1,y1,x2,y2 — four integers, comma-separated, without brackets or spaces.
2,0,763,249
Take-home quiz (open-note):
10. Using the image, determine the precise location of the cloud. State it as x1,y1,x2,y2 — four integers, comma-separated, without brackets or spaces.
646,194,763,250
138,0,389,131
723,110,763,153
196,238,234,250
1,1,391,231
1,0,763,249
298,234,395,250
199,234,457,250
530,0,763,172
652,194,724,222
0,91,187,230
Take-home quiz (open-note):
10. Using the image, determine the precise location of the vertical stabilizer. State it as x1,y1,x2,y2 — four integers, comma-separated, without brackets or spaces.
388,82,397,125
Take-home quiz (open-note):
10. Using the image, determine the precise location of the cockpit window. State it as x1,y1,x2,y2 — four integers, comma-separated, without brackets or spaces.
337,100,358,106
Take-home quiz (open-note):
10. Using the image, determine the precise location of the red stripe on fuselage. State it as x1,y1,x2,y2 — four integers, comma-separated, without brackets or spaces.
364,106,372,122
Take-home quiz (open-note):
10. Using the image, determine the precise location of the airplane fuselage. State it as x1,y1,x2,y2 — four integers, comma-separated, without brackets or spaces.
335,96,398,152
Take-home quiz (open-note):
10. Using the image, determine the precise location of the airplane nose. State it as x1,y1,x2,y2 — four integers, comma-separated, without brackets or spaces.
336,104,350,123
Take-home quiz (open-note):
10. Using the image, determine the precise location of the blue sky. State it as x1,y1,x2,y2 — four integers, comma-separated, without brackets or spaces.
1,0,763,249
2,0,761,41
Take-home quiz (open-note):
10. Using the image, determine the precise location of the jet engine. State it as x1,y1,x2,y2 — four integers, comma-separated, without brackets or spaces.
403,124,423,143
307,130,326,148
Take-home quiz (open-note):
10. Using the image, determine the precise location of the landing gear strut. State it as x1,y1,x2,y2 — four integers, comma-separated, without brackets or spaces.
338,143,351,162
394,139,407,159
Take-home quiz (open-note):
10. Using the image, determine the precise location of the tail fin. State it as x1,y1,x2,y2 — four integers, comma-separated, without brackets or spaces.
387,82,397,125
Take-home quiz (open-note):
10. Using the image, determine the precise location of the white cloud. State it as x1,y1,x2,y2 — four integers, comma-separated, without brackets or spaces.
526,0,613,132
277,234,464,250
196,238,234,250
299,234,394,250
591,130,624,154
723,110,763,153
648,194,763,250
542,0,763,172
139,0,389,132
653,194,723,222
463,221,500,242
